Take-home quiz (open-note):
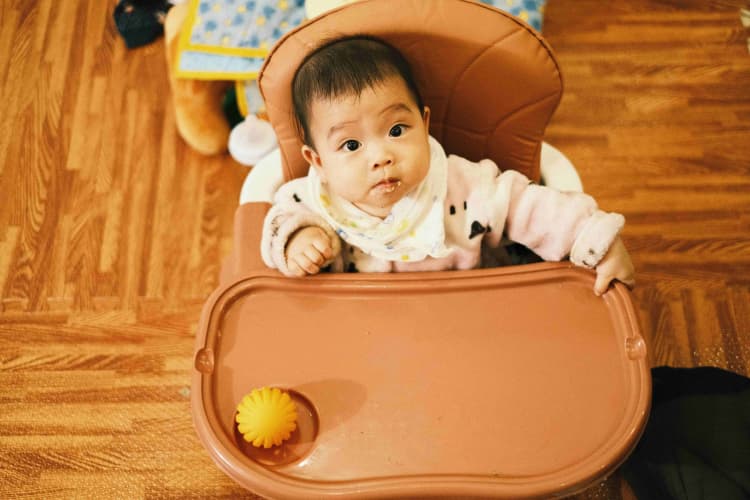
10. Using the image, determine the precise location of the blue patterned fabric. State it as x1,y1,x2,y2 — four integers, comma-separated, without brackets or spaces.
480,0,545,32
177,0,306,79
177,0,547,113
188,0,306,53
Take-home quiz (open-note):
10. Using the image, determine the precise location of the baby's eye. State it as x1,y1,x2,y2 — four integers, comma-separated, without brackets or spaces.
342,140,360,152
389,125,405,137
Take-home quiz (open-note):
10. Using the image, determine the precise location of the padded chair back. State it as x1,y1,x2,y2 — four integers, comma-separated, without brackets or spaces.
258,0,562,182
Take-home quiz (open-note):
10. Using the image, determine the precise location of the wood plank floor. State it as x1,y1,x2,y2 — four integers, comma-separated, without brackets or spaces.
1,0,749,498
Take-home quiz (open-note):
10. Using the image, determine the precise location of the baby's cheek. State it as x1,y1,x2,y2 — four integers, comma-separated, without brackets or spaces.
352,171,372,197
332,176,361,201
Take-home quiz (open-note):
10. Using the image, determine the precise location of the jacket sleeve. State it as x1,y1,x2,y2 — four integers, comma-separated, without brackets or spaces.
260,180,342,276
489,169,625,269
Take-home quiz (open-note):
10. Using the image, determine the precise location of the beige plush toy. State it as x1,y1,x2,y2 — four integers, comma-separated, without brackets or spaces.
164,2,231,155
163,0,358,157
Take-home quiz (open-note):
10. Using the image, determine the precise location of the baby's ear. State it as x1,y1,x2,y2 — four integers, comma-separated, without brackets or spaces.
301,144,326,181
422,106,431,134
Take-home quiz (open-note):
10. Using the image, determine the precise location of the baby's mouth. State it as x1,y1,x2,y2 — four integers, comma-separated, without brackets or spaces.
372,177,402,193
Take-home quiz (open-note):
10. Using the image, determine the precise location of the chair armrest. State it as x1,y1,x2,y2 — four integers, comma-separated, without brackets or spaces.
219,202,274,284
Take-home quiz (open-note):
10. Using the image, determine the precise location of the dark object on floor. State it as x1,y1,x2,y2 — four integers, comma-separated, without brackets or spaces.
623,366,750,500
114,0,172,49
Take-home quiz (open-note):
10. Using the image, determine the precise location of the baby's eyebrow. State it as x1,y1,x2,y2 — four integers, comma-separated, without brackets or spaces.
379,102,412,116
327,121,357,141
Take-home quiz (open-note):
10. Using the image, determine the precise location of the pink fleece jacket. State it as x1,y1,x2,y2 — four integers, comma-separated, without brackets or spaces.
261,154,624,276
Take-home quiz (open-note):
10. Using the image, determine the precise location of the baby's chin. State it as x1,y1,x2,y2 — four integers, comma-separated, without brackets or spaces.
354,198,397,219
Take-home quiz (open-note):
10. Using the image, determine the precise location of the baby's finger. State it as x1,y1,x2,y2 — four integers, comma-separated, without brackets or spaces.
287,259,306,277
294,253,320,275
594,272,613,296
303,245,326,266
619,273,636,289
311,237,333,259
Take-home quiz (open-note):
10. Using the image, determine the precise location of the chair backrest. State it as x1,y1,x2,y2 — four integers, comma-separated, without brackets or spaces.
258,0,563,182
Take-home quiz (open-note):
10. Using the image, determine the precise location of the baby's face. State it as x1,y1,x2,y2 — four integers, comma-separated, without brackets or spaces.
302,75,430,218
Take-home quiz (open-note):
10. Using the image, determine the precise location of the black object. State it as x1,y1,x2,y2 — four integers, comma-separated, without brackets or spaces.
222,85,245,129
623,366,750,500
469,220,488,239
114,0,172,49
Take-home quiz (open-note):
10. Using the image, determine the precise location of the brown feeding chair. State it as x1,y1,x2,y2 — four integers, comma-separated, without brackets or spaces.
191,1,651,498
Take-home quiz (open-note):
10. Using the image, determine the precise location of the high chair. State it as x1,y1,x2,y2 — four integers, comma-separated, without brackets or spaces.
191,1,651,498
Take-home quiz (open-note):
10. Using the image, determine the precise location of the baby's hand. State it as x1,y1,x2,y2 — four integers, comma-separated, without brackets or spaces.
594,237,635,295
285,227,334,276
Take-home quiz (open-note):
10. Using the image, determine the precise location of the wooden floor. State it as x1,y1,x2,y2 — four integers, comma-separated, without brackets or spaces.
1,0,748,498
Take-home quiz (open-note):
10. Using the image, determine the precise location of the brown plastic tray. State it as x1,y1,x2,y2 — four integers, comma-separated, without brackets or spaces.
192,262,650,499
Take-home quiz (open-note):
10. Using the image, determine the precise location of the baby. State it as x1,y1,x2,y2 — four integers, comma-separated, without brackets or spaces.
261,36,635,295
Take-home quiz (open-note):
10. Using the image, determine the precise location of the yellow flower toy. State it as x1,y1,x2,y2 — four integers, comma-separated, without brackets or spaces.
236,387,298,448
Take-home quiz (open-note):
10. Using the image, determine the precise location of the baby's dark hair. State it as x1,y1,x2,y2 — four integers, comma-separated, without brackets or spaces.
292,35,424,146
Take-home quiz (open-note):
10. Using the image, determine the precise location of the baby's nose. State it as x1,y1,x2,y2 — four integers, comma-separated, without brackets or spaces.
371,155,393,169
370,144,394,168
